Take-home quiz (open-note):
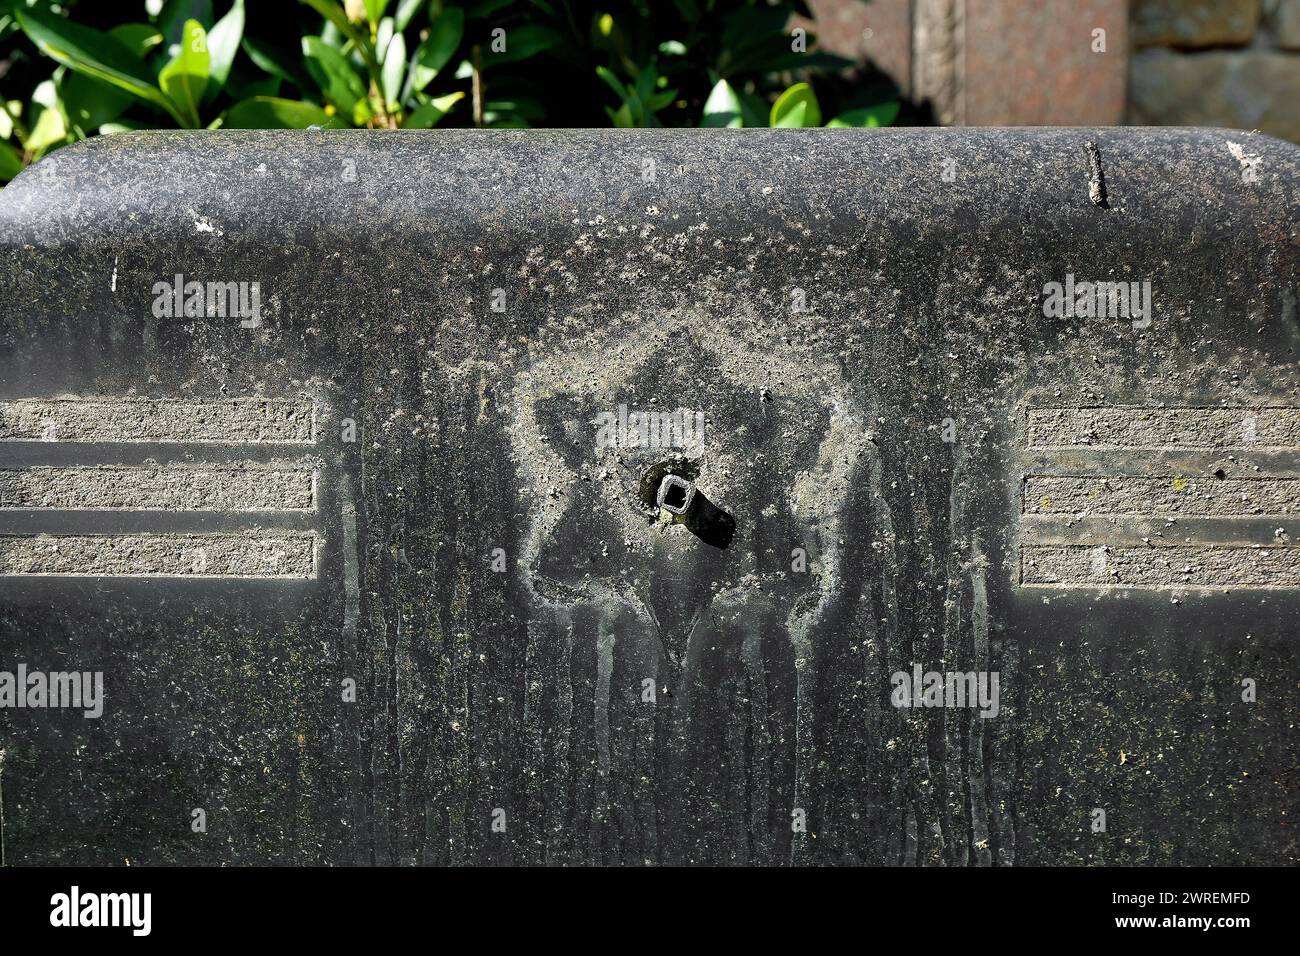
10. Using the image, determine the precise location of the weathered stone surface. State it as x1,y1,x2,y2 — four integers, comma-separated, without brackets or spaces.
1278,0,1300,49
1132,0,1261,47
1,129,1298,865
0,463,316,512
1129,49,1300,142
1024,474,1300,516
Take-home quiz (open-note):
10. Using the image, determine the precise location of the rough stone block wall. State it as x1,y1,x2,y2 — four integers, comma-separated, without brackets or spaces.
1129,0,1300,142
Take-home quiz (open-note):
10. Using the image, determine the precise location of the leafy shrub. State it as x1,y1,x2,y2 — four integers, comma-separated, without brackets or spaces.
0,0,901,182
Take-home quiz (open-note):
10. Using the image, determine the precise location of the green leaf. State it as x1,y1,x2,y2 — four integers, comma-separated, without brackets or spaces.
242,37,313,90
158,19,211,127
60,70,131,136
32,78,58,111
469,0,512,17
109,24,165,58
738,90,768,128
394,0,424,31
483,24,560,66
483,98,542,125
632,64,657,104
594,65,627,100
26,98,68,153
364,0,389,28
204,0,245,101
223,96,345,128
298,0,379,75
827,102,900,128
701,78,741,128
770,82,820,128
227,75,281,100
645,88,677,111
99,120,151,135
303,35,366,113
15,5,187,125
381,31,405,109
376,17,396,61
607,102,634,128
0,139,22,181
408,8,463,93
403,91,463,128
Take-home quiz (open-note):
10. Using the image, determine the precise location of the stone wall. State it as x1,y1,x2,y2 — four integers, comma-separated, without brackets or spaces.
1129,0,1300,142
808,0,1300,142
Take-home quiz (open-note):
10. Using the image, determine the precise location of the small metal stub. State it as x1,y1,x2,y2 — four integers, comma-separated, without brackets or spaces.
656,474,696,515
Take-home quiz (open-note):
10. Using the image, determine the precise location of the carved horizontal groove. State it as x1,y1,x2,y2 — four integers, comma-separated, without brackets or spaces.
1019,514,1291,548
1026,407,1300,449
1020,544,1300,589
0,398,315,444
0,532,318,578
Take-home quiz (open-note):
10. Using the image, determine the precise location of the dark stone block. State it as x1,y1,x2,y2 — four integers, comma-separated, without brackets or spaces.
0,128,1297,865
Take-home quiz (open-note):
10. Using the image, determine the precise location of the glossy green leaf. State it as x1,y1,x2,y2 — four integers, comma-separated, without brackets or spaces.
484,98,544,122
738,90,768,128
60,70,131,136
242,37,313,90
381,31,405,109
32,78,58,111
408,8,463,94
394,0,424,31
26,98,68,153
0,139,22,180
159,19,210,127
826,102,900,128
303,35,366,113
632,65,657,104
607,101,634,128
375,17,393,60
298,0,378,74
223,95,345,128
15,5,186,124
403,91,463,128
204,0,245,101
701,78,741,128
109,24,164,58
99,120,150,135
364,0,389,28
645,88,677,111
770,82,820,128
228,75,281,100
594,65,627,100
